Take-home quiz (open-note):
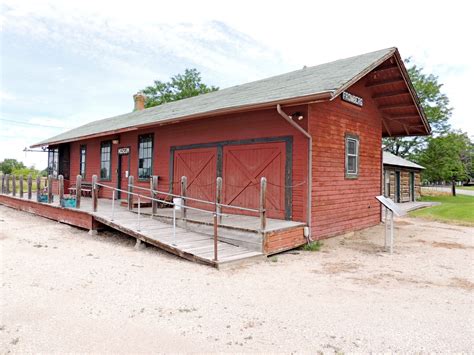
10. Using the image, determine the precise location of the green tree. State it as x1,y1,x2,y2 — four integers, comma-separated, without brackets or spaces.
417,131,472,195
383,59,452,157
141,68,218,108
0,159,26,174
12,166,41,178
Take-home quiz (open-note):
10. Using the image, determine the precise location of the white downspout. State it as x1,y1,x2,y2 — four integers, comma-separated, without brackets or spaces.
276,104,312,242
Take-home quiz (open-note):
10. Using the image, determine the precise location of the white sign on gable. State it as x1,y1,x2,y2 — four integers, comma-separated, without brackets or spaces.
342,91,364,107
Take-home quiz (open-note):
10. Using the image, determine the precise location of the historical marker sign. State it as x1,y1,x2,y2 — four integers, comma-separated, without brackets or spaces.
376,195,404,216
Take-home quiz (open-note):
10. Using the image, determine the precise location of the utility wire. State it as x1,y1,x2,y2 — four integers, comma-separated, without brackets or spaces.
0,118,66,129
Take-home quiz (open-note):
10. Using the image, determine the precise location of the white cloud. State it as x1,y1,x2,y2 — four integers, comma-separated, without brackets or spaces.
0,90,16,101
0,0,473,169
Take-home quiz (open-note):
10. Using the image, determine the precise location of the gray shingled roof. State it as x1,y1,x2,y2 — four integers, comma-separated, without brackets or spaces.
383,151,425,170
34,47,397,147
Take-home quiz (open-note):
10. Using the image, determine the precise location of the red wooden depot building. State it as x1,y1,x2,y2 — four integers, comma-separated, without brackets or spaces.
28,47,429,255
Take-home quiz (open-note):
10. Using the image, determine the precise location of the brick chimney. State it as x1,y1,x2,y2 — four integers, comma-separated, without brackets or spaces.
133,92,146,111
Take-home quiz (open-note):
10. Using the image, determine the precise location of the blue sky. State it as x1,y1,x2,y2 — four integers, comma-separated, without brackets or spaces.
1,0,472,168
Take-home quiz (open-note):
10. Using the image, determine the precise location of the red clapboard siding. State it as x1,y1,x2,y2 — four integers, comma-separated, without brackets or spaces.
309,78,382,239
68,106,309,222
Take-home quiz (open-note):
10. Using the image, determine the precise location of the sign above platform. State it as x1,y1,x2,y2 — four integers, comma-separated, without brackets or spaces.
118,147,130,155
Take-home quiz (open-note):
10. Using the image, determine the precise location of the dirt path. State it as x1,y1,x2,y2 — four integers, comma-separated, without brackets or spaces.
1,205,473,353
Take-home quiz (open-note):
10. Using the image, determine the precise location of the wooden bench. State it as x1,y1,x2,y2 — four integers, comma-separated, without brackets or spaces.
68,182,99,197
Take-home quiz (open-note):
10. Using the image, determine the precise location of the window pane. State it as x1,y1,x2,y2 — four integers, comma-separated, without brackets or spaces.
100,142,111,179
348,156,356,173
348,140,356,155
138,135,153,179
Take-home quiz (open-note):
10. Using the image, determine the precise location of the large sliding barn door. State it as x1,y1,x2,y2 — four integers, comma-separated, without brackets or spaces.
173,147,217,211
222,142,286,219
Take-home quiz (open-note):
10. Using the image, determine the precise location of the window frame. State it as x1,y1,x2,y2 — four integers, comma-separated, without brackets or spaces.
79,144,87,179
137,133,154,181
345,133,359,179
47,147,59,178
100,141,112,181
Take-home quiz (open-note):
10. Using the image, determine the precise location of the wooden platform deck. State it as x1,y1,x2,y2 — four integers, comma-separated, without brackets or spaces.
0,188,308,265
0,193,269,267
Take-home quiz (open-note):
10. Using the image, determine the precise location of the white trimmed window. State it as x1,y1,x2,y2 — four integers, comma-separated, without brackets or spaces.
345,134,359,177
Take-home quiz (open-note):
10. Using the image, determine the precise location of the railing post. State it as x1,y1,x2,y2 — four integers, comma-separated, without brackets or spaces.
19,175,23,198
180,176,187,220
76,175,82,209
36,176,41,202
5,174,10,194
12,175,16,197
111,190,115,221
137,195,141,231
47,175,53,203
260,177,267,232
151,175,158,216
27,175,32,200
1,174,4,194
213,213,218,262
216,177,222,224
92,175,98,212
128,175,134,211
58,175,64,202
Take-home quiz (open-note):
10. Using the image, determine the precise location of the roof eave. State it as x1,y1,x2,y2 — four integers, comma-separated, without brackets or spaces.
329,47,398,100
30,91,333,148
329,47,431,137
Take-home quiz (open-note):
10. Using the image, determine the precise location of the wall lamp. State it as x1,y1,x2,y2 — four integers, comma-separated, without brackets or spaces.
290,112,304,121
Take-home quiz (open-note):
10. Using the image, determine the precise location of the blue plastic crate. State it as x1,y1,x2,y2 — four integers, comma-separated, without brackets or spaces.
60,198,76,208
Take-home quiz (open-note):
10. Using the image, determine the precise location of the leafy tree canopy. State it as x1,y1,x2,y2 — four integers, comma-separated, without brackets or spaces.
0,159,26,174
141,68,218,108
417,131,472,183
383,59,452,157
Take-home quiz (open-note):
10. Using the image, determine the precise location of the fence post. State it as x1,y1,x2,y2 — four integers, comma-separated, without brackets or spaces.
27,175,32,200
5,174,10,194
128,175,134,210
76,175,82,209
36,176,41,202
1,174,4,194
58,175,64,203
180,176,187,220
92,174,98,212
19,175,23,198
151,175,158,215
47,175,53,203
216,177,222,224
260,177,267,232
12,175,16,197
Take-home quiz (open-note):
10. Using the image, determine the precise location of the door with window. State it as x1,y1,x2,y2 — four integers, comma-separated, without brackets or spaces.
117,147,130,199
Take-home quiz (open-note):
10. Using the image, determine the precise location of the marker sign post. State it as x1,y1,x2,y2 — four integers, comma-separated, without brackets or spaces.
375,195,405,254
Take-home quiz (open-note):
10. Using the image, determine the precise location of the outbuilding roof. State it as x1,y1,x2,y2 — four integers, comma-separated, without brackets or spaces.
33,47,430,147
383,151,425,170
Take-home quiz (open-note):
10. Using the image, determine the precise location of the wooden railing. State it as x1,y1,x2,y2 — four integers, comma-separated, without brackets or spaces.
0,172,268,262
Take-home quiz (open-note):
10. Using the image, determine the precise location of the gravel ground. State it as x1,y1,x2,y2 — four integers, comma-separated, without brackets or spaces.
1,205,473,353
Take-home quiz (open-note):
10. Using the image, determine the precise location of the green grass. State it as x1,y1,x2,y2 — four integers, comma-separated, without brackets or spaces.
300,240,323,252
458,185,474,191
409,195,474,226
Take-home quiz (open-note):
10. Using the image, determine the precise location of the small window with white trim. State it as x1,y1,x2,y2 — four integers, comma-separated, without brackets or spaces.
345,134,359,178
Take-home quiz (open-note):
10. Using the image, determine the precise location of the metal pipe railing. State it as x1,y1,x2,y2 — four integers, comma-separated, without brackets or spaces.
129,183,261,213
94,178,223,261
